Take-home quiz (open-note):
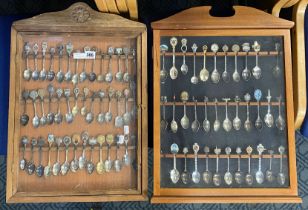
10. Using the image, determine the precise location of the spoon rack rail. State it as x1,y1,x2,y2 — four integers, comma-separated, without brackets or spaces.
152,6,300,204
6,2,148,203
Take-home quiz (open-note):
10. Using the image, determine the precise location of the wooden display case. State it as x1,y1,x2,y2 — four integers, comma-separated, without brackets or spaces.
151,6,301,203
6,2,147,203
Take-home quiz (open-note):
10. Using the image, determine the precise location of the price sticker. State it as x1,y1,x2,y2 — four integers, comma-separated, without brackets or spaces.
73,51,96,59
124,125,129,135
118,135,124,144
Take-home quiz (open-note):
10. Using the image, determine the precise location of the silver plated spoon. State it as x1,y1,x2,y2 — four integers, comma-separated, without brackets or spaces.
60,136,71,175
81,87,89,116
210,43,220,84
256,144,265,184
85,91,96,124
79,46,90,82
203,96,210,132
244,93,252,132
232,44,240,82
26,138,37,175
70,134,80,172
20,136,29,170
72,50,80,85
213,98,221,132
96,134,105,174
252,41,261,79
23,42,32,80
213,147,222,186
180,38,188,75
235,147,243,184
46,47,56,81
35,137,45,177
46,84,55,125
266,150,275,183
52,137,62,176
87,137,97,174
115,47,123,82
20,90,30,126
180,91,190,129
39,42,47,80
161,96,168,131
31,43,39,81
224,146,233,185
72,88,79,117
123,47,131,82
54,88,63,124
199,45,209,82
254,89,263,130
114,136,123,172
79,131,89,170
170,143,180,184
222,98,232,132
44,134,54,177
104,134,114,172
191,97,200,133
160,44,168,83
203,146,212,184
64,89,74,124
192,143,200,184
241,42,251,81
64,42,73,82
273,43,281,78
222,44,230,83
181,147,190,184
276,96,286,131
88,47,97,82
56,44,65,83
169,37,178,80
170,95,178,133
97,53,105,82
115,90,124,127
38,89,47,126
97,90,105,124
277,146,286,185
123,134,131,166
30,90,40,128
105,47,114,83
264,89,274,127
191,43,198,84
245,146,254,185
123,88,132,125
105,88,114,123
233,96,241,130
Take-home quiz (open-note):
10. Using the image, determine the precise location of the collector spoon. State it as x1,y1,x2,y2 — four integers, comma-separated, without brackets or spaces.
235,147,243,184
180,91,190,129
79,131,89,170
245,146,254,185
26,138,37,175
105,89,114,123
64,42,73,82
232,44,240,82
170,95,178,133
241,42,251,81
277,146,286,185
203,146,212,184
192,143,200,184
85,91,95,124
72,87,79,117
199,45,209,82
39,42,47,80
64,89,73,124
114,136,123,172
38,89,47,126
31,43,39,81
56,44,65,82
104,134,114,172
233,96,241,130
115,47,123,82
54,88,63,124
170,143,180,184
46,84,55,125
160,44,168,83
181,147,190,184
20,90,30,126
87,137,97,174
254,89,263,130
30,90,40,128
213,98,221,132
35,137,45,177
70,134,80,172
252,41,261,79
266,150,275,183
97,53,105,82
213,147,222,186
115,90,124,127
81,87,89,116
44,134,54,177
222,98,232,132
123,47,131,82
191,43,198,84
123,134,131,166
276,96,286,131
180,38,188,75
60,136,71,175
88,47,97,82
52,137,62,176
105,47,114,83
20,136,29,170
23,42,32,80
244,93,252,132
191,97,200,133
203,96,210,132
224,146,233,185
123,88,131,125
169,37,178,80
264,89,274,127
46,47,56,81
273,43,281,78
210,43,220,83
72,50,80,85
79,46,90,82
256,144,265,184
160,96,168,131
97,90,105,124
96,134,105,174
222,44,230,83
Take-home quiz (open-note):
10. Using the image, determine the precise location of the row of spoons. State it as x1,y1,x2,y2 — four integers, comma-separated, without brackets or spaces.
20,85,137,127
161,89,286,133
22,42,135,84
160,38,282,84
169,143,287,186
19,132,132,177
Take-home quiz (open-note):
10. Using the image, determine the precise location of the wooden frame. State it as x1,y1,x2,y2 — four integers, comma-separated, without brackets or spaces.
6,2,148,203
151,6,301,203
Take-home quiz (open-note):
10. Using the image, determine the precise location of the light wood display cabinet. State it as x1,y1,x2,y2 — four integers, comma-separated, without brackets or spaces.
151,6,301,203
6,2,148,203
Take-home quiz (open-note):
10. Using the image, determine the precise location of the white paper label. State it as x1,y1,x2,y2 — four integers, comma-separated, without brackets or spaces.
124,125,129,135
118,135,124,144
73,51,96,59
